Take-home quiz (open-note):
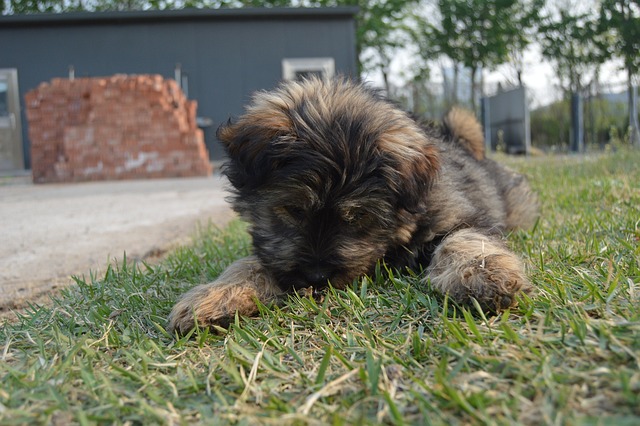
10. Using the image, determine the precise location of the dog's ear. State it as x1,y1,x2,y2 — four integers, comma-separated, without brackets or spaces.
378,124,440,213
217,103,293,190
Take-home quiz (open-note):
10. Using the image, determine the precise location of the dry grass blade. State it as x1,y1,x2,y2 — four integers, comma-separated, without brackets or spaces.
298,368,360,415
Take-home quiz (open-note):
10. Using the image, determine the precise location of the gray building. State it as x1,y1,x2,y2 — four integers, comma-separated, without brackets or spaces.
0,7,358,171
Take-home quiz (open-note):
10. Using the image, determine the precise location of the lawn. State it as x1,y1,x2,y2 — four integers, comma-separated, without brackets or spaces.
1,148,639,425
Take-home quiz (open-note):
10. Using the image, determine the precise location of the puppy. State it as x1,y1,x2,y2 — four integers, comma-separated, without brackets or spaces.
168,77,538,333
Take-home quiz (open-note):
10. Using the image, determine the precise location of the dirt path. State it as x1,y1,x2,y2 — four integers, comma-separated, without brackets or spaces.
0,174,234,313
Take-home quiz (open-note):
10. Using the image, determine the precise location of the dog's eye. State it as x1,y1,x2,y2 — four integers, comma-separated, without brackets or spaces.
341,207,370,225
276,205,307,225
285,206,306,220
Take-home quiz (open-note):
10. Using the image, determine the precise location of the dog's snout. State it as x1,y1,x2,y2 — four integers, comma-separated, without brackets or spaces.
304,268,331,286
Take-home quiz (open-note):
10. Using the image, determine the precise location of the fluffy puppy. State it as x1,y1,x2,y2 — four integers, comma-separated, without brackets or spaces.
168,77,538,333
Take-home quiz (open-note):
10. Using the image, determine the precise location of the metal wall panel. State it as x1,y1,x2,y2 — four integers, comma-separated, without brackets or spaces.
0,8,358,166
482,86,531,155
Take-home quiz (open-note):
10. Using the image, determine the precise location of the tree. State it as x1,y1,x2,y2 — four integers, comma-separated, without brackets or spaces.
598,0,640,145
539,7,608,97
417,0,534,111
4,0,174,13
7,0,71,13
309,0,418,92
225,0,292,6
411,2,463,107
539,4,610,152
506,0,544,86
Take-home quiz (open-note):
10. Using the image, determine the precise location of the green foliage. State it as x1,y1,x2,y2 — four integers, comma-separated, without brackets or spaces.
598,0,640,75
7,0,75,13
531,97,630,149
597,0,640,146
414,0,540,110
5,0,230,13
539,6,610,95
530,99,571,149
311,0,418,87
435,0,521,70
232,0,293,6
2,150,640,424
536,1,640,147
351,0,417,85
505,0,545,85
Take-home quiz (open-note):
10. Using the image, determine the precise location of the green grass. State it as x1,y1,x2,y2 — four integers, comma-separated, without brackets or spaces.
2,149,639,425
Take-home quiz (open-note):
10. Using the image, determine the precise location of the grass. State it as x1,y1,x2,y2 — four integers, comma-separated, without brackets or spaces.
1,148,639,425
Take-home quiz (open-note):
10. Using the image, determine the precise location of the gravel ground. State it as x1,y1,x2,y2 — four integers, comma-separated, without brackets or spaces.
0,174,234,314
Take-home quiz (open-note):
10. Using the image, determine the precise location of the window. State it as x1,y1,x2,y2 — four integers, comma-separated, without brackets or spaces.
282,58,335,81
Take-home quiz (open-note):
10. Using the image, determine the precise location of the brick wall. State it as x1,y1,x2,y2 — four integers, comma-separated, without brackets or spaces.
25,75,213,183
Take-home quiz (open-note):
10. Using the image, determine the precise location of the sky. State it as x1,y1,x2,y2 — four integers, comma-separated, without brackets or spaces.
363,43,628,109
362,0,630,109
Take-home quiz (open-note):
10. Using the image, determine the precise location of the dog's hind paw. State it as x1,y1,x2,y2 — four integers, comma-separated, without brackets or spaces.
426,228,532,312
167,256,283,335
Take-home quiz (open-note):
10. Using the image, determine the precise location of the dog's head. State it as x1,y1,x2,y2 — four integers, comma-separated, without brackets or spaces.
217,77,440,291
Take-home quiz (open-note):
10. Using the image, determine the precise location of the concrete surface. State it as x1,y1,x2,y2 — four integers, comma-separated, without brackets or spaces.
0,174,235,312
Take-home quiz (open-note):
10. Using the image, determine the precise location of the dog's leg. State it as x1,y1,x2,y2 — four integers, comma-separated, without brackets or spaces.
426,228,532,312
167,255,283,334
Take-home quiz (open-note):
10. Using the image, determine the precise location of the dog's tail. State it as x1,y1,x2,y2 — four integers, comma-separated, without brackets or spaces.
443,107,485,161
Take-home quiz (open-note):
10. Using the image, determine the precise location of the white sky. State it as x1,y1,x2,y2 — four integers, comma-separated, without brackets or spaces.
362,43,628,108
362,0,630,108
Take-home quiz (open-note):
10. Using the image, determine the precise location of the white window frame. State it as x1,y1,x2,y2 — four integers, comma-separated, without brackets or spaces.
282,58,335,81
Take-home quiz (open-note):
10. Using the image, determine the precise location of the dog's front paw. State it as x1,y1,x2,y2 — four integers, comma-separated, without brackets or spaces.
168,283,263,334
427,228,532,312
167,256,284,334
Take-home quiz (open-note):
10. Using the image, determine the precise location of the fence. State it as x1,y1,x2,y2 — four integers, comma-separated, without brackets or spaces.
391,78,636,151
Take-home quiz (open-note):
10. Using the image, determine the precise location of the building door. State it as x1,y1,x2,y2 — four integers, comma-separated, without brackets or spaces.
0,69,24,172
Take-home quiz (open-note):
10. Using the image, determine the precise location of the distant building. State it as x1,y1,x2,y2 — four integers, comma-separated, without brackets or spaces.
0,7,358,172
482,86,531,155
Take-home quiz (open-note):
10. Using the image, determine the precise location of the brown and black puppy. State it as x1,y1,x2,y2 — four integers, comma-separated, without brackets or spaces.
168,77,538,333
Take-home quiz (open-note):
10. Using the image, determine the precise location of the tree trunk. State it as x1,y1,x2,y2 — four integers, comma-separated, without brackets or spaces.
517,68,523,87
570,92,584,153
628,69,640,146
381,68,390,96
470,66,477,112
452,63,459,105
377,48,391,96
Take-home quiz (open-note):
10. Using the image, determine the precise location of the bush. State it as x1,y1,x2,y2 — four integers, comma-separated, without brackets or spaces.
530,97,629,151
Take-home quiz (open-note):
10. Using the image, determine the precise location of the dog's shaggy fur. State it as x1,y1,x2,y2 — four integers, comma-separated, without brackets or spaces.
168,77,538,333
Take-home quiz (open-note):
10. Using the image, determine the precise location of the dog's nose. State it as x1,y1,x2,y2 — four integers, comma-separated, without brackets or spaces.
305,269,330,286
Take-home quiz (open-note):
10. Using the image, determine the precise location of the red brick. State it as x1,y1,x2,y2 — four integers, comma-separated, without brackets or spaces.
26,75,212,183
